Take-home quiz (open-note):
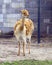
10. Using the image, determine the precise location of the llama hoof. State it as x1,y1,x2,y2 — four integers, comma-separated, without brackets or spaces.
17,53,20,56
23,54,25,56
29,52,30,54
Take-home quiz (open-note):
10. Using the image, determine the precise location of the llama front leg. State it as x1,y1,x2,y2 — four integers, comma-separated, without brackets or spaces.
17,41,20,56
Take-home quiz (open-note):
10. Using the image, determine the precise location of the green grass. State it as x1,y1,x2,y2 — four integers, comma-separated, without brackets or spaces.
0,60,52,65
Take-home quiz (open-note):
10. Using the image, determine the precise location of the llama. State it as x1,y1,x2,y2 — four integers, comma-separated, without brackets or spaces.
14,9,34,56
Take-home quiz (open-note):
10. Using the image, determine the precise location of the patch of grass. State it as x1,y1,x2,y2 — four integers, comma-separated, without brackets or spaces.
0,60,52,65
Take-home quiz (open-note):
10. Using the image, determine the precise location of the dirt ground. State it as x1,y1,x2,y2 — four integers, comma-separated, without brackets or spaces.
0,37,52,62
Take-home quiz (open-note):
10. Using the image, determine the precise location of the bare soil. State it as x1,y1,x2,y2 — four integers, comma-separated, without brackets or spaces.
0,37,52,62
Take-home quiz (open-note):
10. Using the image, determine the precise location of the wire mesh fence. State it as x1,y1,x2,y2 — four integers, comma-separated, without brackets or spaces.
0,0,52,42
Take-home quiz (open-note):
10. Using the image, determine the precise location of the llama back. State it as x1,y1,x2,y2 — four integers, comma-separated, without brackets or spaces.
14,18,34,36
24,18,34,36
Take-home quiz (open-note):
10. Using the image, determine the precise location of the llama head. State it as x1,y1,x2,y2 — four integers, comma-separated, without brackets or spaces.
21,9,29,17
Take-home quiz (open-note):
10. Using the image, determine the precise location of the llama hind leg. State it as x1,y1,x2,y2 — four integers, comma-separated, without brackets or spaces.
15,36,20,56
17,41,20,56
23,42,26,56
28,41,31,54
28,37,31,54
23,37,26,56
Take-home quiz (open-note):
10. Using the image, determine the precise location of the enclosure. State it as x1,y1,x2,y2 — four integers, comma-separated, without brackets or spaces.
0,0,52,62
0,0,52,40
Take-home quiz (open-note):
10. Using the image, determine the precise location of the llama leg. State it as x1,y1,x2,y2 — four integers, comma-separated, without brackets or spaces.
28,42,30,54
23,42,26,56
28,37,31,54
17,41,20,56
23,37,26,56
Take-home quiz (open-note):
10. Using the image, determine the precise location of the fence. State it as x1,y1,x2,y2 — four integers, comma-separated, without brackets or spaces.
0,0,52,40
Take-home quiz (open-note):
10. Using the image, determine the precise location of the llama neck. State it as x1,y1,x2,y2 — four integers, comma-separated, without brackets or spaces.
22,16,25,27
20,16,25,31
22,16,25,25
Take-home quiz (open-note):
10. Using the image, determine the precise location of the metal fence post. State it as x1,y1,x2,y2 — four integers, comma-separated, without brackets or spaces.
38,0,40,43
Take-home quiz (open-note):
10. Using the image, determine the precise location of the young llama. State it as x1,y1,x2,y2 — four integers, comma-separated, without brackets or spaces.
14,9,34,56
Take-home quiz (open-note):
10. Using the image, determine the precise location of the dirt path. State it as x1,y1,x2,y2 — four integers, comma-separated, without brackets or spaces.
0,38,52,62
